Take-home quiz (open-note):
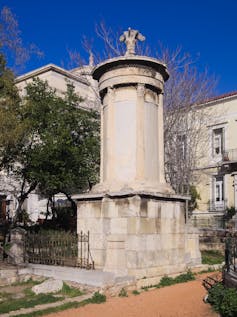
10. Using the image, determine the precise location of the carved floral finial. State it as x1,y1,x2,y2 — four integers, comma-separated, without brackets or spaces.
89,51,94,66
119,27,145,56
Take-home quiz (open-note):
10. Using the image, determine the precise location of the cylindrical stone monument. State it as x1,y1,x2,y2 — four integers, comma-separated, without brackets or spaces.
74,29,201,279
92,33,172,194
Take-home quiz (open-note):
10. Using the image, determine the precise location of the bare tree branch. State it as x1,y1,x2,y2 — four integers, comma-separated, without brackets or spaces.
0,6,43,71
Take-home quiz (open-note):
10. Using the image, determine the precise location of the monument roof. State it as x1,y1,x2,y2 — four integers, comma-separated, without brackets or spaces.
92,55,169,82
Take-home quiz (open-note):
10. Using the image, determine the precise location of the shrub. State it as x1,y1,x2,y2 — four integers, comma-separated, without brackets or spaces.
174,270,195,283
159,275,174,287
208,283,237,317
118,288,128,297
201,250,224,265
158,271,195,288
132,290,140,295
90,292,106,304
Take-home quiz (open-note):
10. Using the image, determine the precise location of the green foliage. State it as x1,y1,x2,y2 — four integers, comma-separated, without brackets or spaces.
208,283,237,317
43,207,76,231
0,52,23,164
60,283,83,297
14,300,90,317
158,275,174,287
173,270,195,283
159,270,195,287
0,279,83,315
224,207,236,221
21,78,100,195
1,77,100,222
90,291,106,303
118,288,128,297
132,290,140,295
141,270,195,290
201,250,224,265
188,185,201,211
0,293,63,314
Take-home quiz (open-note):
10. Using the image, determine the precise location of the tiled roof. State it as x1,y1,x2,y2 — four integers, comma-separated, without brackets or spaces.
202,91,237,104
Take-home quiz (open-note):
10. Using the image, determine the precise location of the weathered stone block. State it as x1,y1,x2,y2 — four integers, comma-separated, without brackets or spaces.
102,198,119,218
127,218,138,234
110,218,127,234
138,218,157,234
32,279,63,294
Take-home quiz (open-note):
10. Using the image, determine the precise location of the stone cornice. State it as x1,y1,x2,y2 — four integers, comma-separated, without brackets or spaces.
92,56,169,82
73,190,189,202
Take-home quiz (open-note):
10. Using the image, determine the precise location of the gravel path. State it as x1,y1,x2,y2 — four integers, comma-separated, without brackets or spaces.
45,274,218,317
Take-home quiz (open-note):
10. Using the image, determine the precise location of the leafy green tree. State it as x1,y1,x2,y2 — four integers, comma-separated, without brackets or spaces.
0,51,25,167
4,78,99,222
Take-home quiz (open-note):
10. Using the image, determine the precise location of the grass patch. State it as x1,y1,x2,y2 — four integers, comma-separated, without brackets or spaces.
132,290,140,295
59,283,83,297
201,250,224,265
90,291,106,303
0,278,85,315
15,292,106,317
158,270,195,288
0,293,64,314
14,301,85,317
141,270,195,290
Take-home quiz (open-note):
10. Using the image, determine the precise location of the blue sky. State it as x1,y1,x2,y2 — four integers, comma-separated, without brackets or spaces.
2,0,237,95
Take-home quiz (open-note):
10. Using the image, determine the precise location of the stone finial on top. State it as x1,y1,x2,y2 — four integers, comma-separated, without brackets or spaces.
119,28,145,56
89,51,94,66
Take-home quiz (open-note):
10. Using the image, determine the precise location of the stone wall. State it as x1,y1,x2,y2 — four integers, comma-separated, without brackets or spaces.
77,193,201,279
199,228,226,252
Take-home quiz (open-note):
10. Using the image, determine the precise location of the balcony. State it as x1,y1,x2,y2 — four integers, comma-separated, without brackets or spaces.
209,199,227,212
221,149,237,173
222,149,237,162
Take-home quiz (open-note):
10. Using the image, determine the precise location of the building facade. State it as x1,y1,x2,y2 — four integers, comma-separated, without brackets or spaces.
1,63,98,223
192,92,237,227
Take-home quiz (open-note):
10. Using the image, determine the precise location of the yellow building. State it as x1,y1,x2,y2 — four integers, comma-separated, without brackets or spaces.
192,91,237,228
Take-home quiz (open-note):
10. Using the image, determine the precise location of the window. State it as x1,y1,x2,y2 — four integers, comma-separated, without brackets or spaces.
213,176,225,210
213,128,224,156
177,134,187,160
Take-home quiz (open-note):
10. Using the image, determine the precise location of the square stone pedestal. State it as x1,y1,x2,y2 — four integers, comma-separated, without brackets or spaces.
75,191,201,279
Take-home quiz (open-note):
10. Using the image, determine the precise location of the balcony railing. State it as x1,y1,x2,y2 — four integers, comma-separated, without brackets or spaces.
222,149,237,162
209,199,227,212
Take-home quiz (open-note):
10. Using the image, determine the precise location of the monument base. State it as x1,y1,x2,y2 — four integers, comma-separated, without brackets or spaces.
74,191,201,279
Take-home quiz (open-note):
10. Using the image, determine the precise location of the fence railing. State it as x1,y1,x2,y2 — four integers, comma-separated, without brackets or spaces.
225,236,237,273
25,230,94,269
209,200,227,212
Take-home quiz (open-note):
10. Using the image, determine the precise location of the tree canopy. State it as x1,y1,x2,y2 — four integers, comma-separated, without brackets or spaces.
1,77,99,221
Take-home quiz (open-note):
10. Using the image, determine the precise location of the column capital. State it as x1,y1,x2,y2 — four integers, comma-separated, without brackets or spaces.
137,83,145,97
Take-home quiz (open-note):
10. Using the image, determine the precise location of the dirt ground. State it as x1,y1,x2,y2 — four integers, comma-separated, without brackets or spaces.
46,274,219,317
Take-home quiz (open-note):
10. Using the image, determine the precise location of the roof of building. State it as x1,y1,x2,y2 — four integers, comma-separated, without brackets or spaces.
15,63,89,86
201,91,237,106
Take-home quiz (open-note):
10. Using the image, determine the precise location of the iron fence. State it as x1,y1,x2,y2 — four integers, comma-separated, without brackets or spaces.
25,230,94,269
225,236,237,273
